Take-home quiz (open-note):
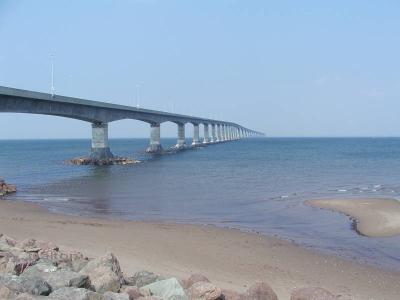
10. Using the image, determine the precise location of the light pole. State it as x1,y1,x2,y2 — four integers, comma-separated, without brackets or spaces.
51,54,55,97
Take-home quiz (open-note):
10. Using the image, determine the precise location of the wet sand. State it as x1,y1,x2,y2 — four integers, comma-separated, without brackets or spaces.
307,198,400,237
1,200,400,299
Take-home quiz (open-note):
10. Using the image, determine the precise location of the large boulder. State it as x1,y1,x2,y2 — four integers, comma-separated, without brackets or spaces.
103,291,130,300
140,278,188,300
245,282,278,300
290,287,336,300
187,281,222,300
124,271,164,288
0,274,52,296
22,261,91,290
48,287,104,300
80,253,124,293
181,274,210,289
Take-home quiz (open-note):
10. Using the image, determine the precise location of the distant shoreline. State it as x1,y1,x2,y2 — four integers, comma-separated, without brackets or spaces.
0,199,400,299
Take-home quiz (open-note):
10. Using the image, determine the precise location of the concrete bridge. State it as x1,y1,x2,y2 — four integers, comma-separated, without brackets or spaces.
0,86,264,159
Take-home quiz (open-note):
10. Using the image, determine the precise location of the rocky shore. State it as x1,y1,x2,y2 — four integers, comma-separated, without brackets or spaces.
67,157,140,166
0,234,337,300
0,179,16,197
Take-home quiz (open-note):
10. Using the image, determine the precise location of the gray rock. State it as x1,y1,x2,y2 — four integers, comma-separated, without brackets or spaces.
15,239,42,253
80,253,124,293
104,291,130,300
125,271,164,288
140,278,188,300
245,282,278,300
290,287,336,300
22,263,90,290
0,274,52,296
187,281,222,300
221,289,244,300
48,287,104,300
14,293,48,300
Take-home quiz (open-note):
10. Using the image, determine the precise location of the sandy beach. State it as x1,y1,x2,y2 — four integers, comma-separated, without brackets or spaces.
0,200,399,299
307,198,400,237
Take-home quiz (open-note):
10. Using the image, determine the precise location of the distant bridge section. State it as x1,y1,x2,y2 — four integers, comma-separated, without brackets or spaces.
0,86,264,158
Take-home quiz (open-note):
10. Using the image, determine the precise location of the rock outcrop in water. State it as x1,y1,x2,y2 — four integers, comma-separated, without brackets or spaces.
67,157,140,166
0,178,16,197
0,233,337,299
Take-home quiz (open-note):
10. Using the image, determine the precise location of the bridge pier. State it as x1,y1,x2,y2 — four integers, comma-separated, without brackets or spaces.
175,123,186,149
203,124,210,144
221,125,226,142
192,123,200,146
210,124,216,143
146,123,163,154
90,122,114,160
217,124,222,143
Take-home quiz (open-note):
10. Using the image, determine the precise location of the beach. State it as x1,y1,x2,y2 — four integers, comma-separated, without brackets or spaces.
1,200,400,299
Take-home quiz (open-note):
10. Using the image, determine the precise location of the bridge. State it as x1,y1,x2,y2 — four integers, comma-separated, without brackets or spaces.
0,86,264,159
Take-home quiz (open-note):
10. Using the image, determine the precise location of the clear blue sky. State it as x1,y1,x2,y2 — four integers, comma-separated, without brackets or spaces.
1,0,399,138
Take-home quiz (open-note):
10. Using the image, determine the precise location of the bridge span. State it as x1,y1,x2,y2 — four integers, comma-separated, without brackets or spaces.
0,86,264,159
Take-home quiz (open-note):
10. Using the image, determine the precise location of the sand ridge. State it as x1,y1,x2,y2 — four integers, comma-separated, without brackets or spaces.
306,198,400,237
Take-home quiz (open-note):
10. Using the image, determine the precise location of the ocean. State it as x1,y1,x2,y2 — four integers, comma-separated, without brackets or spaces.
2,137,400,271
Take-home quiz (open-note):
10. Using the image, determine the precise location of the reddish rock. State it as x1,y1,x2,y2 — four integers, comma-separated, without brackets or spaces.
245,281,278,300
187,281,222,300
291,287,336,300
0,283,18,299
182,273,210,289
121,286,142,299
0,235,17,247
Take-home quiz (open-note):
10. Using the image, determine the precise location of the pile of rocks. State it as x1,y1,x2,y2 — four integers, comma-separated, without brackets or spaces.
0,233,337,300
0,178,16,197
67,157,140,166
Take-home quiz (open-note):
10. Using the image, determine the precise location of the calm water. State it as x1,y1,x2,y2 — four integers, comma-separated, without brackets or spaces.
2,137,400,271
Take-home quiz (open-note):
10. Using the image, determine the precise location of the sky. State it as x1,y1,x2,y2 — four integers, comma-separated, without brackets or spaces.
0,0,400,138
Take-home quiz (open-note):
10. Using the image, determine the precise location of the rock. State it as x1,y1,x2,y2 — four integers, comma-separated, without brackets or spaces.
48,287,104,300
187,281,222,300
221,289,244,300
68,157,139,166
0,282,18,299
121,285,142,299
0,235,17,247
290,287,336,300
136,297,163,300
22,259,58,274
14,293,48,300
22,263,91,290
104,291,130,300
3,254,38,275
245,282,278,300
15,239,42,253
0,274,52,296
181,274,210,289
80,253,124,293
0,180,16,196
125,271,164,288
140,278,188,300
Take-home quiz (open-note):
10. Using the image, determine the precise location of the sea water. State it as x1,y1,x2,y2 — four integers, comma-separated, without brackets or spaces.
2,137,400,271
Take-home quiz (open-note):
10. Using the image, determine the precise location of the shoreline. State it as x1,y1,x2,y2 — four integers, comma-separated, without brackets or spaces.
1,200,400,299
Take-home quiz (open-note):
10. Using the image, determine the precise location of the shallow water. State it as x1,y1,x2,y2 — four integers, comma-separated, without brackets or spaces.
2,137,400,271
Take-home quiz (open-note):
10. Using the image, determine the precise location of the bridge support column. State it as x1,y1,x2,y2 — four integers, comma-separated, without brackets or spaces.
91,123,114,160
175,123,186,149
192,124,200,146
146,123,163,154
221,125,226,142
203,124,210,144
217,125,221,142
210,124,216,143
